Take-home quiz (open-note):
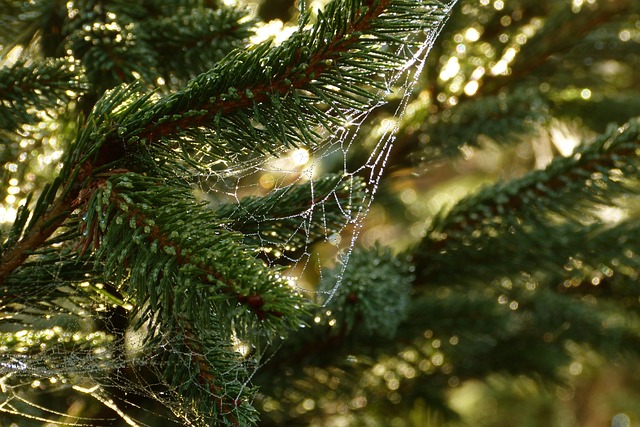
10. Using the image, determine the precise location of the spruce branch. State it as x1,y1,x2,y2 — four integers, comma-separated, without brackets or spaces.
0,249,99,308
540,219,640,302
414,119,640,285
0,183,75,286
353,288,640,421
138,7,255,81
85,172,307,330
416,87,549,163
63,0,160,92
110,0,450,166
428,119,639,246
0,84,148,284
0,1,61,55
0,59,84,134
76,172,306,423
0,1,457,424
157,319,258,426
256,245,414,379
400,0,634,168
317,244,413,339
260,278,640,424
466,0,632,99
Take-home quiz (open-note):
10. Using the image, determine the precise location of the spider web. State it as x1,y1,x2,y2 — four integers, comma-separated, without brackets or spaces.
198,9,454,302
0,2,456,426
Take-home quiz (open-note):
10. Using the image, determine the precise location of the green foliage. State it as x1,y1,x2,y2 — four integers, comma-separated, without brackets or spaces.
257,0,640,425
87,172,307,332
417,87,549,161
318,244,413,339
419,120,640,285
2,0,640,425
0,59,85,135
136,7,255,82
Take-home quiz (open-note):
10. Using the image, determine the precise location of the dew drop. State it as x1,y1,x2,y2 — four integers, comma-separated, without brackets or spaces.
328,233,341,246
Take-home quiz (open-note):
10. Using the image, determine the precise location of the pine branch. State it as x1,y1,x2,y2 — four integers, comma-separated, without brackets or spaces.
0,59,84,134
413,119,640,286
84,172,307,330
416,87,549,163
111,0,450,167
138,7,255,81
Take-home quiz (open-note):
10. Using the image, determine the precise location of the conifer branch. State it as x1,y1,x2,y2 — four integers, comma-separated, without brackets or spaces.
414,119,640,285
416,87,549,163
0,59,84,133
138,7,254,80
85,173,306,329
403,0,633,168
540,219,640,299
467,0,631,99
258,245,413,374
397,286,640,383
77,172,295,423
164,321,256,426
0,188,74,285
429,120,639,243
0,84,142,283
109,0,448,164
0,1,458,424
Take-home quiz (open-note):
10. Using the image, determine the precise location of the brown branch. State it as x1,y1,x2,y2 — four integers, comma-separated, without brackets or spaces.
437,145,634,239
99,183,283,319
181,323,241,426
0,0,392,293
0,190,77,285
133,0,390,146
0,128,133,283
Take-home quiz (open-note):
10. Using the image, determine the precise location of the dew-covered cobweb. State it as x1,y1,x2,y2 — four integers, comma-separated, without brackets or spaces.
0,2,455,425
